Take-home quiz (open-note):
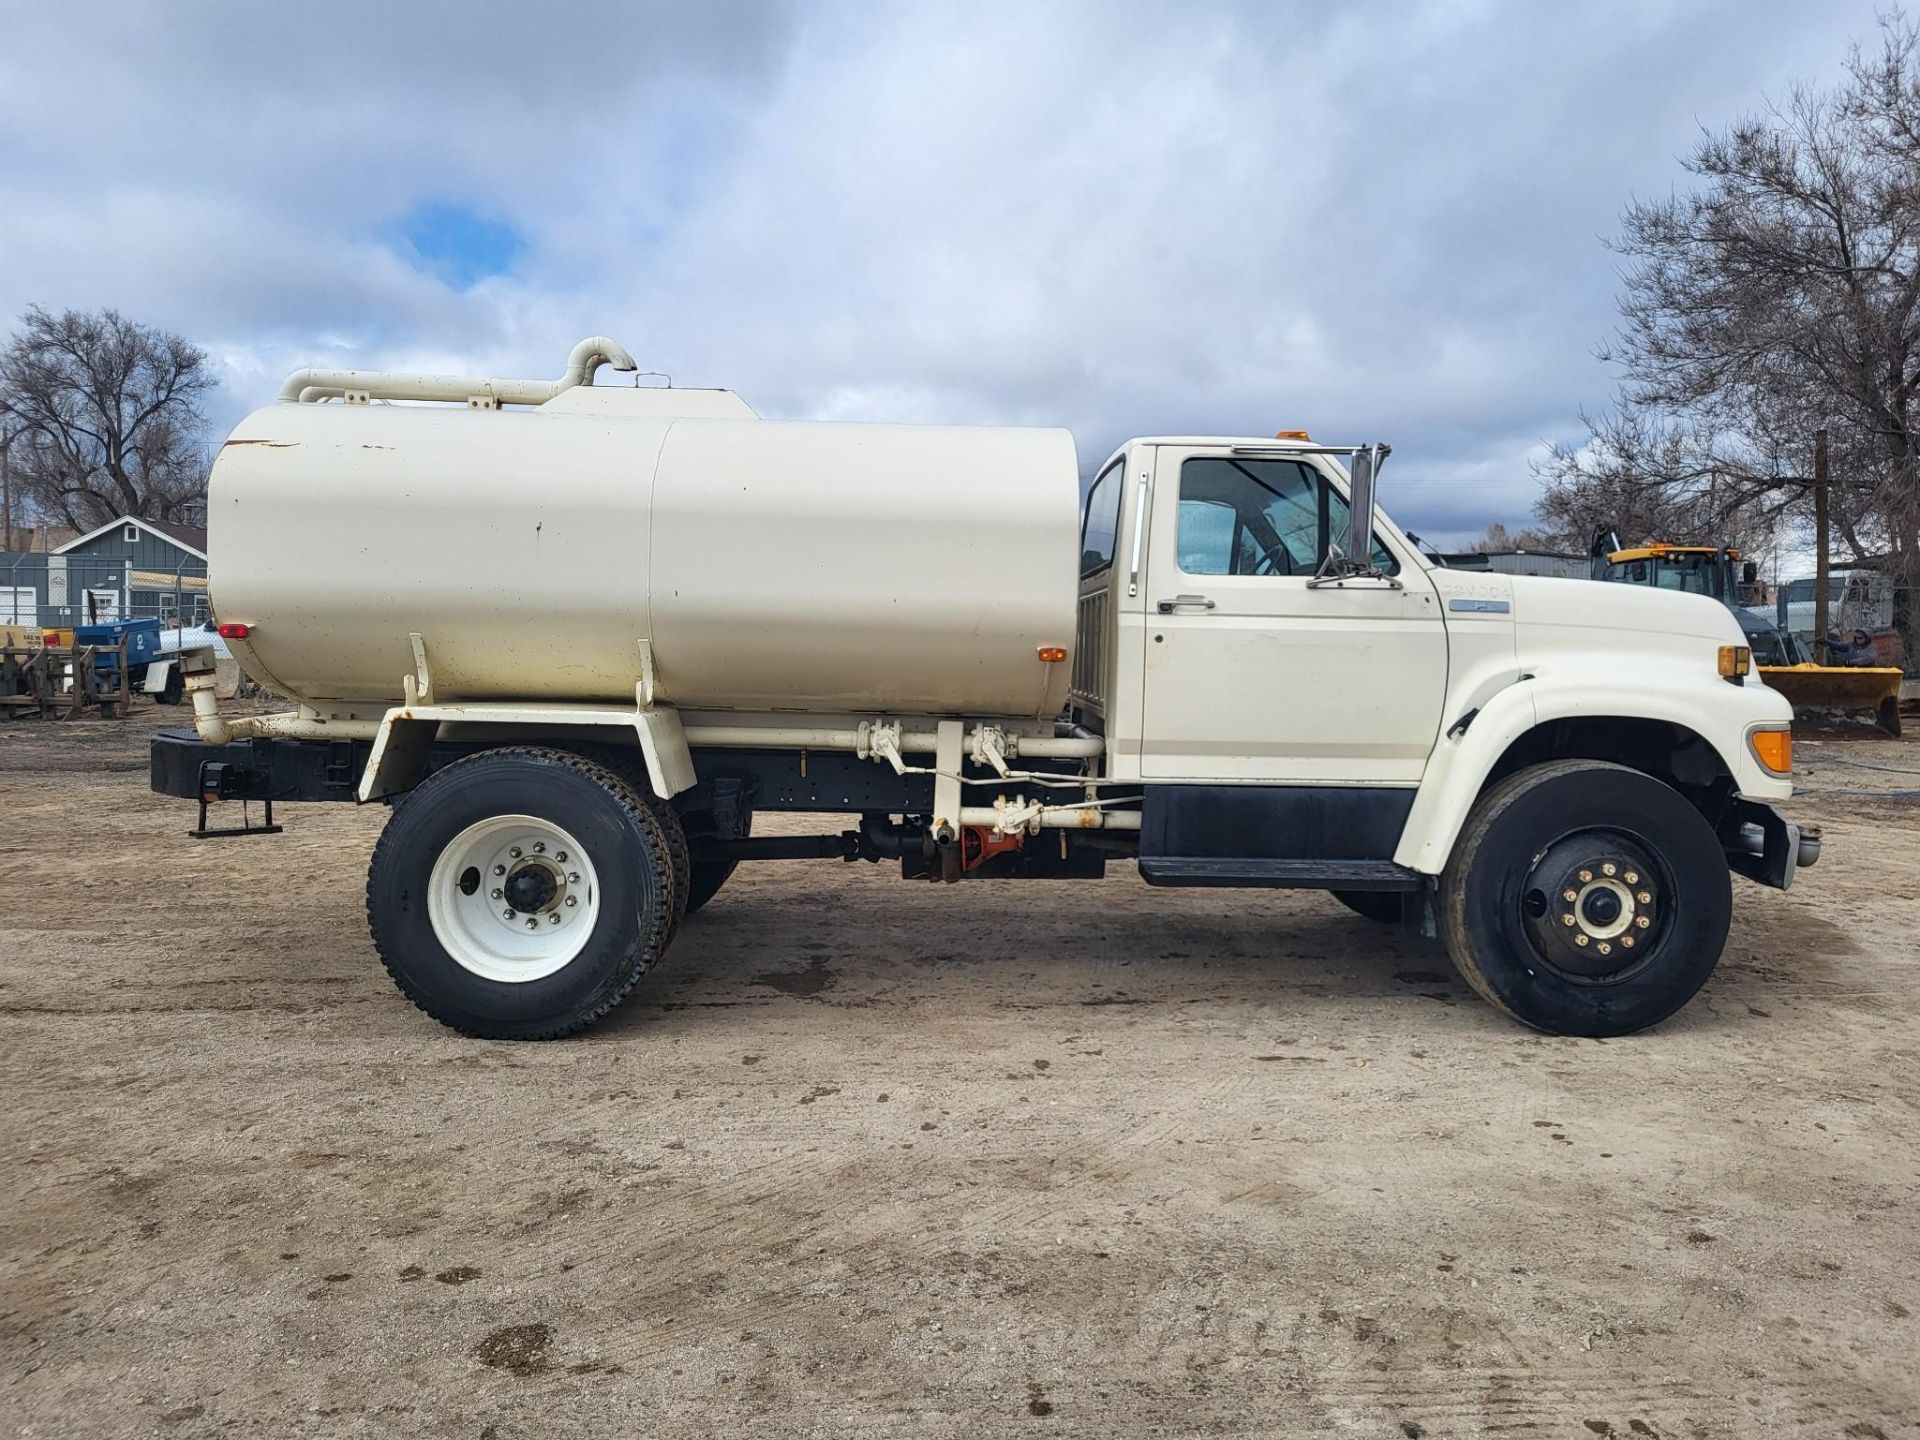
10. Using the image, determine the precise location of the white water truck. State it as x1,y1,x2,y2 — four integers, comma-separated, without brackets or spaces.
152,337,1819,1039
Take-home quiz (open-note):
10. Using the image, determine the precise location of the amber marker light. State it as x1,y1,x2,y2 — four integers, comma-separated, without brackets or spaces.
1749,727,1792,775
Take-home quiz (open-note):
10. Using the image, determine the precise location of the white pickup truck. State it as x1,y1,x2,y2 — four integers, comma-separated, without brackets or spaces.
152,338,1817,1041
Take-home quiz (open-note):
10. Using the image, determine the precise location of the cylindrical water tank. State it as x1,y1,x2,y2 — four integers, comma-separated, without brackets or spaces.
208,392,1081,720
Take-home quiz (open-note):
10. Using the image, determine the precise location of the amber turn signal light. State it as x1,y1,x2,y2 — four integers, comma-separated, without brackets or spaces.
1037,646,1068,664
1717,645,1751,679
1749,727,1792,775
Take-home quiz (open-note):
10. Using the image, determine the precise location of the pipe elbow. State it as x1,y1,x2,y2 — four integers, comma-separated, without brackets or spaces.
560,336,638,390
189,674,233,745
278,368,318,403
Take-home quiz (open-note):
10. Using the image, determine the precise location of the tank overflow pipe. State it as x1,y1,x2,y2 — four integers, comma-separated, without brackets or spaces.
678,723,1104,762
277,336,639,406
186,666,381,746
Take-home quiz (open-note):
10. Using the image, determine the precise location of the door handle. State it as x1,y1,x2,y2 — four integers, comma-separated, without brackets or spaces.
1156,594,1216,613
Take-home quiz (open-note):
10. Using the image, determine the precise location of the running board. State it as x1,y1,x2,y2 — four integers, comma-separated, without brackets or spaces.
1137,857,1424,890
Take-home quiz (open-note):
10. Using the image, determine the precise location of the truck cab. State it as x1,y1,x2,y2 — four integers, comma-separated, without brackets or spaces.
151,341,1820,1043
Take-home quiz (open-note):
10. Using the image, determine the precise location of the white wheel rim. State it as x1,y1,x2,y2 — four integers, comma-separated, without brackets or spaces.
426,814,600,983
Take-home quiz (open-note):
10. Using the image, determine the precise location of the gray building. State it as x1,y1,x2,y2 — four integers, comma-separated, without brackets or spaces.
1436,548,1590,581
1,516,208,628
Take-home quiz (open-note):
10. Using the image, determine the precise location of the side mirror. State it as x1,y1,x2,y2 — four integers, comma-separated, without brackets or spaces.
1345,443,1380,570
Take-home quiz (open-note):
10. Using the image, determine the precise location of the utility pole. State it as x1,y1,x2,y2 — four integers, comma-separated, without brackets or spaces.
1,425,13,554
1812,427,1830,665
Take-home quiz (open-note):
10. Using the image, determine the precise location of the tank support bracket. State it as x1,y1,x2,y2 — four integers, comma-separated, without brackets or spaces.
356,700,697,803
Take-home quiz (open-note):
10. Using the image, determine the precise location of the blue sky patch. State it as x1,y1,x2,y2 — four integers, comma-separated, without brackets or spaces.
386,203,525,290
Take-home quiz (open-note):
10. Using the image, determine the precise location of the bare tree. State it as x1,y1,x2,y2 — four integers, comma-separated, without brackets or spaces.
0,306,213,531
1464,520,1564,553
1538,13,1920,637
1533,410,1787,558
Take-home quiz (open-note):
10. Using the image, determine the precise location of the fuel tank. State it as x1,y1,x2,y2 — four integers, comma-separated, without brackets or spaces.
209,385,1081,719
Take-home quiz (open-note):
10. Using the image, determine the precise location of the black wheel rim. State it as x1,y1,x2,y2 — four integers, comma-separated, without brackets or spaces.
1518,829,1670,985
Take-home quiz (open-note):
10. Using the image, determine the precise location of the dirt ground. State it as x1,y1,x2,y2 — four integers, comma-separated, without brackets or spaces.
2,708,1917,1439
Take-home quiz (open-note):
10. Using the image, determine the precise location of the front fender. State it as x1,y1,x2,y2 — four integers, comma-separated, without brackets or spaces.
1393,660,1792,875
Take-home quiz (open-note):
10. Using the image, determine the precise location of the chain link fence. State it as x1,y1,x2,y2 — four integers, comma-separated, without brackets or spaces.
1,552,209,631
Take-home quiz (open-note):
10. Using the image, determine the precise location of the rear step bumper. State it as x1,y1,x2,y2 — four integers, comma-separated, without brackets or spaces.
151,728,374,804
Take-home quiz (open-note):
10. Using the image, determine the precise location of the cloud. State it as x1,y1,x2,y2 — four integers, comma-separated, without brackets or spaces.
0,0,1891,543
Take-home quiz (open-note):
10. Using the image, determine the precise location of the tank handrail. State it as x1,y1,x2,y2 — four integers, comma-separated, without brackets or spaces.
276,335,638,406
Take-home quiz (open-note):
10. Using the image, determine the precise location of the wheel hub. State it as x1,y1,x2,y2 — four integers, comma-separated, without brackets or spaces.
425,815,599,983
503,863,560,913
1521,837,1662,980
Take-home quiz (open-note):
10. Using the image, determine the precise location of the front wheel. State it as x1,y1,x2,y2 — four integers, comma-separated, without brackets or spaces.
366,747,675,1039
1440,760,1731,1037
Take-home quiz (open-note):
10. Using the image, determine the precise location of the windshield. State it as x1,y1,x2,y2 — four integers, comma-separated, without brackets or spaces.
1652,554,1721,597
1604,553,1723,599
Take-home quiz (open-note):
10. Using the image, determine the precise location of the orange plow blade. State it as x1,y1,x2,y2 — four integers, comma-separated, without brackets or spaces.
1758,664,1905,736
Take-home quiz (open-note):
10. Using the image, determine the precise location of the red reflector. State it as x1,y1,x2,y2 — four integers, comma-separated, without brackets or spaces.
217,622,251,639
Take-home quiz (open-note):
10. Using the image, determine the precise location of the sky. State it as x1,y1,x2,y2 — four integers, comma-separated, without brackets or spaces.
0,0,1894,546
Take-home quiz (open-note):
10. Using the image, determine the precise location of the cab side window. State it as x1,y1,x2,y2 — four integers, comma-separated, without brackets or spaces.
1081,461,1125,577
1175,456,1397,577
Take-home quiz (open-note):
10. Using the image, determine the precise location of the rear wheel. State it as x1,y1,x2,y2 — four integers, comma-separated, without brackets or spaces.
366,747,674,1039
1330,889,1403,924
563,745,689,938
1440,760,1731,1037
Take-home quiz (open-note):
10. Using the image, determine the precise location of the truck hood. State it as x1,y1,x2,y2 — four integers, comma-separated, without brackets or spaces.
1503,574,1746,645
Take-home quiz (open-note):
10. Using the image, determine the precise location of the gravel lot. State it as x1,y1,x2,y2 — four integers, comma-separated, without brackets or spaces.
3,708,1917,1438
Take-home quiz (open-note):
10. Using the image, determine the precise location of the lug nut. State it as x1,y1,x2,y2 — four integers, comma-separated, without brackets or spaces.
490,888,503,900
556,851,568,863
533,841,546,854
1575,934,1590,947
567,872,580,884
526,918,539,930
1602,862,1617,876
1563,888,1577,902
1624,870,1639,885
565,895,578,907
1621,935,1635,948
1578,869,1593,883
502,908,516,920
549,913,562,925
493,864,506,876
1637,891,1652,904
1597,941,1612,956
1635,915,1651,929
510,846,523,858
1561,914,1576,927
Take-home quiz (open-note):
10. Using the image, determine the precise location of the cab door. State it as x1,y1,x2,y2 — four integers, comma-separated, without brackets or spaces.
1137,446,1446,785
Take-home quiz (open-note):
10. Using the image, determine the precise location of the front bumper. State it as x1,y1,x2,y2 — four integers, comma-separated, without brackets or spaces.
1722,799,1821,890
